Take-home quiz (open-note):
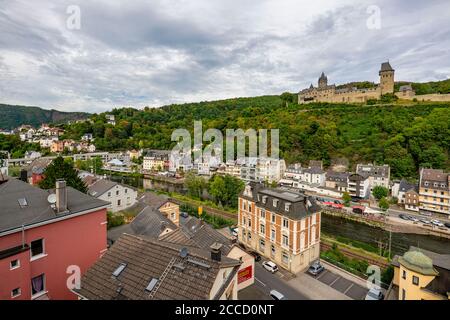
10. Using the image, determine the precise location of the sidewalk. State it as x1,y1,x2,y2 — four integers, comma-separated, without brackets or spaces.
286,271,351,300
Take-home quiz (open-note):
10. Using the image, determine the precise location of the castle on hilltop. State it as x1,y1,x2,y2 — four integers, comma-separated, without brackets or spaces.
298,62,395,104
298,62,450,104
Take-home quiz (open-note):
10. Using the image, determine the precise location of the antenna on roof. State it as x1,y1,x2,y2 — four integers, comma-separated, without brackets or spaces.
180,247,188,258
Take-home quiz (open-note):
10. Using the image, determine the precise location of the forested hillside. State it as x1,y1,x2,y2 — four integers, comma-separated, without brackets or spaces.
0,103,89,129
62,95,450,178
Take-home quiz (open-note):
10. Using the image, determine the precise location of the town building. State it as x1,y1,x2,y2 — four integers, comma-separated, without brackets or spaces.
356,163,390,192
238,184,321,273
397,179,420,212
348,173,370,199
0,151,9,176
25,158,53,185
389,246,450,300
143,150,171,171
0,178,109,300
418,168,450,216
325,171,349,192
105,114,116,125
73,233,242,300
240,157,286,183
81,133,93,141
87,179,138,213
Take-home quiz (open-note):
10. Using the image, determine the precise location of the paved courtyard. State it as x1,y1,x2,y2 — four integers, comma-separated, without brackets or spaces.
311,269,368,300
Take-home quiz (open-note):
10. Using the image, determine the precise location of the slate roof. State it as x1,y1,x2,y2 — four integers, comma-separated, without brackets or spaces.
326,171,349,182
399,179,418,193
380,61,394,72
74,233,241,300
0,177,109,234
26,158,53,176
161,216,235,255
356,164,390,178
240,183,321,220
87,179,118,197
420,169,448,189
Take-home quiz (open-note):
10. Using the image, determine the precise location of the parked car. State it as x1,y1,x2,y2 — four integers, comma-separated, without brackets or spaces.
444,222,450,229
180,211,189,218
269,290,287,300
399,214,410,220
365,288,384,300
419,211,432,217
308,261,325,276
419,218,431,224
262,261,279,273
248,251,262,262
431,220,445,227
408,216,419,222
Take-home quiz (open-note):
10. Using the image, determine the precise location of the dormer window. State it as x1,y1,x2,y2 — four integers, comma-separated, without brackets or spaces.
273,199,279,207
262,196,268,204
425,182,429,187
285,203,291,212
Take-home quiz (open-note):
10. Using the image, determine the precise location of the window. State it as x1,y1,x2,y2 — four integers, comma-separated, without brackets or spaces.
171,213,176,220
243,201,247,211
285,203,291,211
247,232,252,241
108,192,111,197
402,270,406,280
117,199,121,206
11,288,21,298
402,289,406,300
282,252,289,265
273,199,278,207
260,224,265,235
116,190,119,196
30,239,44,258
259,239,265,251
10,259,20,270
31,274,45,297
412,276,419,286
260,209,266,219
271,214,275,223
125,189,128,194
262,196,267,204
282,234,289,247
271,245,275,257
271,229,275,241
283,218,289,229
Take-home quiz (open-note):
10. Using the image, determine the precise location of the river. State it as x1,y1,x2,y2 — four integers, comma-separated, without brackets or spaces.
111,175,450,256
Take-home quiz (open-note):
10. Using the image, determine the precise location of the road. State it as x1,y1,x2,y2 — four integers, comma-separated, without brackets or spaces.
252,262,309,300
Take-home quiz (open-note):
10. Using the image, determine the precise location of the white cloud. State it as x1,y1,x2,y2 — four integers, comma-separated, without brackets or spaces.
0,0,449,113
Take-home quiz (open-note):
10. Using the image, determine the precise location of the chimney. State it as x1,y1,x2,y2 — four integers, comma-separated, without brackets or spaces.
210,242,222,262
56,179,68,213
20,169,28,183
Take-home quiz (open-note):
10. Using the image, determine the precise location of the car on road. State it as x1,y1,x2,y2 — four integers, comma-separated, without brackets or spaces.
419,218,431,224
262,261,279,273
365,288,384,300
419,211,432,217
248,250,262,262
180,211,189,218
308,261,325,276
269,290,287,300
399,214,410,220
408,216,419,222
431,220,445,227
445,222,450,229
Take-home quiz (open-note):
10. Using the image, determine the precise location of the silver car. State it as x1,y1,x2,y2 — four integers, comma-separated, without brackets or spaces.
365,288,384,300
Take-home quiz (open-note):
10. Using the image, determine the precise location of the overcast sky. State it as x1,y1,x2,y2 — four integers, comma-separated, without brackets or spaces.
1,0,449,113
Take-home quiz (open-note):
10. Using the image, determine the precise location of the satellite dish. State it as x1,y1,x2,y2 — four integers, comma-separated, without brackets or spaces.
47,194,57,204
180,247,188,258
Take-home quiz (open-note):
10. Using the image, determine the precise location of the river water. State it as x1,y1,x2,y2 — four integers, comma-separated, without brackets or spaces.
112,175,450,256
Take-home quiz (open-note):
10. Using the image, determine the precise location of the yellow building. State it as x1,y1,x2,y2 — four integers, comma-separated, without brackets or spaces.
389,246,450,300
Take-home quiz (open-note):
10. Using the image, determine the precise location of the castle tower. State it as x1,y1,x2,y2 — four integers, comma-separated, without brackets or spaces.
318,72,328,89
379,62,395,95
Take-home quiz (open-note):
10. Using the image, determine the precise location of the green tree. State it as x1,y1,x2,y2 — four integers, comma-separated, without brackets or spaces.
184,172,207,199
342,192,351,206
372,186,389,200
39,156,88,193
378,197,390,211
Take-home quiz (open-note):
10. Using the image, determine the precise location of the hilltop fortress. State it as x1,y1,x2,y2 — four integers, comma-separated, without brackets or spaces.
298,62,450,104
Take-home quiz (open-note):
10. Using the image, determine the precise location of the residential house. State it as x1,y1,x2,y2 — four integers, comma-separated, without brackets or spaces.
405,187,420,212
81,133,93,141
0,151,9,176
238,184,321,273
50,140,65,153
24,151,42,161
106,114,116,125
0,178,109,300
325,171,349,192
348,173,370,199
143,150,171,172
87,179,138,213
389,246,450,300
356,163,390,192
73,233,241,300
25,158,53,185
397,179,419,206
419,168,450,216
39,137,58,149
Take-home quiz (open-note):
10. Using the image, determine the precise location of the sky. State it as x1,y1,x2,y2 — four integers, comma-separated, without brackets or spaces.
1,0,450,113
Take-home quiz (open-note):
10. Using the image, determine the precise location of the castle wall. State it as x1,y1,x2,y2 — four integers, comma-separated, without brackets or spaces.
395,93,450,102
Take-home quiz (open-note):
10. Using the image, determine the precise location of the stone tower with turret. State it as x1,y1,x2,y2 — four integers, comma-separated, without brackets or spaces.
379,62,395,95
318,72,328,89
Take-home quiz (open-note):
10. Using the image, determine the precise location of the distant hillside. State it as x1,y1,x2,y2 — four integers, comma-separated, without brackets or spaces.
0,103,90,129
395,79,450,95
